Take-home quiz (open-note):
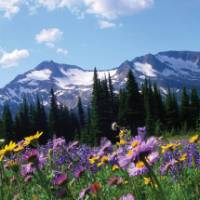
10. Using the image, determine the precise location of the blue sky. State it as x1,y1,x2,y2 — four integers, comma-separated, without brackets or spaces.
0,0,200,87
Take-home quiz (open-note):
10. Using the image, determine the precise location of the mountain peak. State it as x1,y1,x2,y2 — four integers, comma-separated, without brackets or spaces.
1,50,200,112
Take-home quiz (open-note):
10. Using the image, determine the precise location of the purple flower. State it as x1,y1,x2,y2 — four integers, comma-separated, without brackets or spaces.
23,149,39,164
21,163,34,177
52,173,68,186
128,162,148,176
53,138,66,150
137,127,146,139
119,193,135,200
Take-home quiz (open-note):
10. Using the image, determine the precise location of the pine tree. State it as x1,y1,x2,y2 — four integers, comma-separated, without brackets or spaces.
165,89,179,130
33,96,48,143
2,104,13,142
48,88,59,138
153,83,164,122
108,73,117,122
180,87,190,129
90,68,101,145
125,70,144,134
78,97,85,129
18,97,31,138
142,79,154,135
118,89,128,126
190,88,199,129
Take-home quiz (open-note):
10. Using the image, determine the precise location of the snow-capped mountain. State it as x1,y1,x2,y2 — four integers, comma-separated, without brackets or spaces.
0,50,200,111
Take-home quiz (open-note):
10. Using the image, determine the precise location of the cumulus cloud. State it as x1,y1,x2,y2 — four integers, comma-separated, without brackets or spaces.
56,48,68,55
1,1,154,28
0,0,21,18
98,20,116,29
0,49,30,68
35,0,154,20
35,28,63,45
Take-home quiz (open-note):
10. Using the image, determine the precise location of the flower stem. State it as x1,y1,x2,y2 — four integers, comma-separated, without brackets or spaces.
143,159,166,200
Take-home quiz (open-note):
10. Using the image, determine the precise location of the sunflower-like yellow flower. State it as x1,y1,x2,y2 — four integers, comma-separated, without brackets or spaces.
97,162,104,167
13,144,25,153
3,141,17,154
179,153,187,162
112,164,119,171
0,149,5,161
144,177,151,185
24,131,43,143
101,155,109,163
117,139,127,146
189,135,199,144
161,143,180,154
118,130,126,138
89,155,100,164
0,141,16,161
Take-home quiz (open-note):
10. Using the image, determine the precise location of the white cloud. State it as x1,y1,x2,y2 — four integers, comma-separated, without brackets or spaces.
35,0,154,20
0,0,21,18
56,48,68,55
35,28,63,45
0,49,30,68
98,20,116,29
84,0,154,20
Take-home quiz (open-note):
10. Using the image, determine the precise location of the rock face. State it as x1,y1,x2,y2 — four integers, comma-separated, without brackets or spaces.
1,50,200,111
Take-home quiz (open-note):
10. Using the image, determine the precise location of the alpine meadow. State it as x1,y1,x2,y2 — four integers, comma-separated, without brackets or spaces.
1,1,200,200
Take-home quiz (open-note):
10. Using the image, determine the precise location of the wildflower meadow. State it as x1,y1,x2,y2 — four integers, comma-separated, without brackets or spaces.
0,127,200,200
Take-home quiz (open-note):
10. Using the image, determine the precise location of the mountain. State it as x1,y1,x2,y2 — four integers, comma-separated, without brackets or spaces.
0,50,200,112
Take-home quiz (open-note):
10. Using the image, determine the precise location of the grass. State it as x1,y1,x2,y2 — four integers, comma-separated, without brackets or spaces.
0,131,200,200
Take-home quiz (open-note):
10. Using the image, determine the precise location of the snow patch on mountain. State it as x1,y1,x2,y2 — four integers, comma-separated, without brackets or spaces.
18,69,52,83
134,62,157,77
156,55,200,75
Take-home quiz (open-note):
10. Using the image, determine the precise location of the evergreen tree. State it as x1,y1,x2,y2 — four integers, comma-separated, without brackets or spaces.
142,79,154,135
153,83,164,122
99,76,113,139
180,87,190,128
2,104,13,142
125,70,144,134
118,89,128,126
33,96,48,143
78,97,85,129
90,68,101,145
108,73,117,122
48,88,59,138
190,88,199,129
18,97,31,138
165,89,179,130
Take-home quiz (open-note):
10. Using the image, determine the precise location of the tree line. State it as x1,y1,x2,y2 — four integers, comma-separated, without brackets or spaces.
0,69,200,145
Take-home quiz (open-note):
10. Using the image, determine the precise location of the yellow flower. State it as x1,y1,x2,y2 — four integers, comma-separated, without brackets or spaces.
112,164,119,171
89,155,100,164
97,162,104,167
101,156,109,163
131,140,139,148
135,161,145,169
0,149,5,161
189,135,199,144
161,143,179,154
24,131,43,143
0,141,16,160
117,139,127,146
13,144,25,153
3,141,17,154
118,130,126,138
144,177,151,185
179,153,187,162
